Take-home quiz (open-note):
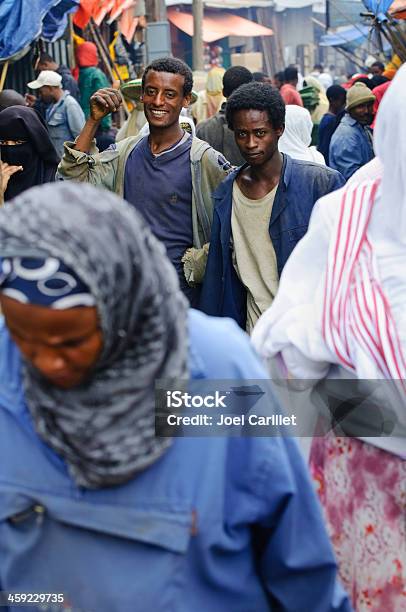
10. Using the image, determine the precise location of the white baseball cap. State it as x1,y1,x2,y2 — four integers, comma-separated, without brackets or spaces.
27,70,62,89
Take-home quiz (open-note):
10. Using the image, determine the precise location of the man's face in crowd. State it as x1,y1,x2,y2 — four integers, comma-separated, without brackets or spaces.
349,101,374,126
371,65,383,77
141,70,191,129
37,61,53,72
233,109,284,166
330,96,346,115
0,296,103,389
38,85,56,104
273,76,283,90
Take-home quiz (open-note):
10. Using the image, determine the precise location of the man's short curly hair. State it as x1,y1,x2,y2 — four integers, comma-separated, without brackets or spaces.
226,82,285,131
222,66,253,98
142,57,193,97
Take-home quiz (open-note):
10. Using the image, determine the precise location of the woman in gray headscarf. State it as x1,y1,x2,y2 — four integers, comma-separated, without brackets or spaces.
0,181,187,488
0,182,351,611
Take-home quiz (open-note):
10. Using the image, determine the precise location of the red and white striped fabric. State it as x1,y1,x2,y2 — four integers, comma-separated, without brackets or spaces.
322,178,406,381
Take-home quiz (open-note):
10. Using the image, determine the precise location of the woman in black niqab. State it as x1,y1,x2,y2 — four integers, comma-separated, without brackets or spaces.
0,106,59,201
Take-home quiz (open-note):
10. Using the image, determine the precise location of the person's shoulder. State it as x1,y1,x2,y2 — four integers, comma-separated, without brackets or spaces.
60,67,77,84
290,158,345,189
333,113,354,131
319,112,335,127
195,115,215,133
92,67,109,84
116,134,145,155
188,310,267,379
93,66,106,77
65,93,82,108
0,319,23,401
331,118,360,146
58,63,71,74
192,137,233,173
197,112,224,130
290,157,339,176
348,157,382,184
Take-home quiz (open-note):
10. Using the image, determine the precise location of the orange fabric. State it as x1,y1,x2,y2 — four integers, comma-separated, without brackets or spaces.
167,9,273,43
371,81,391,128
110,0,135,22
93,0,115,26
389,0,406,17
120,8,138,42
76,42,98,67
382,68,397,80
73,0,99,29
74,0,136,29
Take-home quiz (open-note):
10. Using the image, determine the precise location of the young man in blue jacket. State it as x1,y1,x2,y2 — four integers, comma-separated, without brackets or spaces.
199,82,345,332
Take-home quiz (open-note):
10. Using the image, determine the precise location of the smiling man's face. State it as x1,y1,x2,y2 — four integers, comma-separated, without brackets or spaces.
349,101,375,126
141,70,191,130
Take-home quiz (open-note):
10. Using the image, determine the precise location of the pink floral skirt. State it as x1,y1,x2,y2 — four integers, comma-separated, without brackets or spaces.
310,435,406,611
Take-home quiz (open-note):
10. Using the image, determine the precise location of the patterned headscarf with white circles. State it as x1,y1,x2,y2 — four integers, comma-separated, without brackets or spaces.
0,257,95,309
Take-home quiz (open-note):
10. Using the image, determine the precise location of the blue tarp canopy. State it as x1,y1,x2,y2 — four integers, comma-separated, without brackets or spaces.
320,23,391,53
320,24,370,50
42,0,80,42
362,0,393,19
0,0,79,61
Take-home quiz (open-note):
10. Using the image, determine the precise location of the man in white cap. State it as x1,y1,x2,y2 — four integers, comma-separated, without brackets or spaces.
27,70,85,158
329,82,375,181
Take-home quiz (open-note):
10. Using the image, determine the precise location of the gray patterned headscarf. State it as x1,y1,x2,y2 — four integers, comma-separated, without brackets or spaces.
0,182,189,488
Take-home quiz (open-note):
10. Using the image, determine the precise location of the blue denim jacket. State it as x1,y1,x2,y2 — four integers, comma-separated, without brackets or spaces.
0,310,352,612
199,154,345,328
329,114,374,181
46,93,85,158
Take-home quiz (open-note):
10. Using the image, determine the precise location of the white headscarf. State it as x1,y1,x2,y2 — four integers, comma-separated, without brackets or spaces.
278,105,325,165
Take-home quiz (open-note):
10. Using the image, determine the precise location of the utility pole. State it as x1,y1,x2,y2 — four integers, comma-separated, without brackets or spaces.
145,0,172,63
146,0,167,22
192,0,204,71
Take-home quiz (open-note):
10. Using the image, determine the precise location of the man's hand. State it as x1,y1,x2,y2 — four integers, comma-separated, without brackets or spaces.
72,82,121,154
25,93,36,107
0,162,23,199
89,84,122,122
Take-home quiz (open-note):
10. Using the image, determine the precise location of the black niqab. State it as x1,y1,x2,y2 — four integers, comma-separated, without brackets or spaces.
0,106,59,201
